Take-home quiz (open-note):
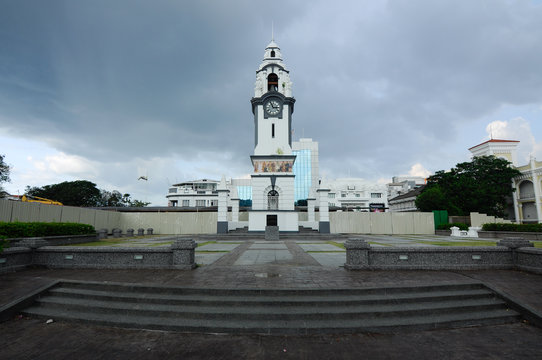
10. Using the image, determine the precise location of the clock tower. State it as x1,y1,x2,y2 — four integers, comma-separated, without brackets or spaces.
248,39,298,232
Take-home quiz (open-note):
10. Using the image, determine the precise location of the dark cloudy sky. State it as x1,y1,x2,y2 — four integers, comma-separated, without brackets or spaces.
1,0,542,205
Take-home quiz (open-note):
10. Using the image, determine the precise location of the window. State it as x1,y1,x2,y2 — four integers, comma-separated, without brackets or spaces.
272,123,275,138
169,188,177,193
197,191,205,194
329,202,335,207
355,193,360,198
371,193,382,198
170,200,178,207
196,200,205,207
267,73,278,92
341,193,346,198
270,50,275,57
328,193,335,198
182,200,189,207
267,190,279,210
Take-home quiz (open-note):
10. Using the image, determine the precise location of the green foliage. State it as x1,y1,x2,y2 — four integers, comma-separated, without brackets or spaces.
0,154,10,193
99,190,150,207
26,181,149,207
481,223,542,233
0,235,6,253
26,180,101,207
436,222,469,231
416,186,460,214
416,156,520,217
0,222,95,238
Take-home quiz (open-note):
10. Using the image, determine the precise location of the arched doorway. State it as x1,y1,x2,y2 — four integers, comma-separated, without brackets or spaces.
267,190,279,210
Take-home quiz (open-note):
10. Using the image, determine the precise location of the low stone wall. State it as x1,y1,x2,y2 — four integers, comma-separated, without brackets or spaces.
0,238,196,272
367,247,513,270
517,248,542,274
345,237,542,273
478,231,542,240
8,234,97,247
0,247,32,273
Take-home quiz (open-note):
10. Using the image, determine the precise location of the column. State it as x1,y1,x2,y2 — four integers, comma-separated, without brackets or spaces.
217,175,230,233
317,181,330,234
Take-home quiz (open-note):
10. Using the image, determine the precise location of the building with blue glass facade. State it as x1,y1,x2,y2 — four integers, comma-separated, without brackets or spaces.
292,138,319,202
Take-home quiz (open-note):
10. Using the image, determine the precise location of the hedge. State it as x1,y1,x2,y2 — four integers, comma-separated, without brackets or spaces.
437,223,469,231
482,223,542,233
0,222,96,238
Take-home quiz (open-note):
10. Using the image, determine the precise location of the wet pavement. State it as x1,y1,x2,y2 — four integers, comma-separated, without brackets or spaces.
1,236,542,359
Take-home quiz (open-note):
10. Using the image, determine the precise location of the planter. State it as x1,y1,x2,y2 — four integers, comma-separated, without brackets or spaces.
7,234,97,247
478,231,542,241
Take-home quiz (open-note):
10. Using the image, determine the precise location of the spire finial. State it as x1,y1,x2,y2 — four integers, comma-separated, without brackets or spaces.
271,21,274,41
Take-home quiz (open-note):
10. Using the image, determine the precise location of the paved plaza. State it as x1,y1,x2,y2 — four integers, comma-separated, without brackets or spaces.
2,235,542,359
82,234,519,269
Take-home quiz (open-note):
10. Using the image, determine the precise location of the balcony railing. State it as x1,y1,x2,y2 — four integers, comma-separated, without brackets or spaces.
519,192,536,199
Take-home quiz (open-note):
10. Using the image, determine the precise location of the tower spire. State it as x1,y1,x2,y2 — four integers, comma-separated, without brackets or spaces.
271,21,274,41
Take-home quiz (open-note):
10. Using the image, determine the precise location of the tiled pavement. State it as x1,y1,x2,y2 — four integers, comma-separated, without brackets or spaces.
2,235,542,360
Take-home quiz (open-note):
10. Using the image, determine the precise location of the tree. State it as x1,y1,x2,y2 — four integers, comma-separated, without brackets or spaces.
416,156,521,217
26,180,102,207
0,154,10,193
415,185,460,214
27,180,150,207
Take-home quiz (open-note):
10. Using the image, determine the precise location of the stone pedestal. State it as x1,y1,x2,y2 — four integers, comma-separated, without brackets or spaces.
171,238,197,269
126,229,134,237
265,226,279,241
344,237,371,270
97,229,108,239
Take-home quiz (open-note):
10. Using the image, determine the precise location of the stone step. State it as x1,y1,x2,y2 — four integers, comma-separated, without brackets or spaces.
48,287,496,307
23,306,520,334
54,280,486,296
34,296,509,321
20,280,522,334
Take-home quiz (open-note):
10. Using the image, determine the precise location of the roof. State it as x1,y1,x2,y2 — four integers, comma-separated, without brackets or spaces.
468,139,519,150
388,185,425,202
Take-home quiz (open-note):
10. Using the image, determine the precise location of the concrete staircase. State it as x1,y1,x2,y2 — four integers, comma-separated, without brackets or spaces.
22,281,521,334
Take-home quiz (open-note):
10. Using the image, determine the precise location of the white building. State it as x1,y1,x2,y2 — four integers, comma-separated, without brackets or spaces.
326,178,388,211
387,176,426,200
166,179,219,208
469,139,542,223
388,186,425,212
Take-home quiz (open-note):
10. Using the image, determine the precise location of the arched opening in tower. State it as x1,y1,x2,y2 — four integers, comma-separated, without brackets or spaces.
267,73,278,92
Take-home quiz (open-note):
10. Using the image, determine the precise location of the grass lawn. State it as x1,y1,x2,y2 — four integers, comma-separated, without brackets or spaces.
414,240,497,247
326,241,345,249
63,239,131,247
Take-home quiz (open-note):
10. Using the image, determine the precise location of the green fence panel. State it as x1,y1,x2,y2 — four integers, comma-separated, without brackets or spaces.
433,210,448,230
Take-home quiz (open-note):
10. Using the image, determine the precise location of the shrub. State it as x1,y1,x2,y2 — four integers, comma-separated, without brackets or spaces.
481,223,542,233
437,223,469,231
0,222,95,238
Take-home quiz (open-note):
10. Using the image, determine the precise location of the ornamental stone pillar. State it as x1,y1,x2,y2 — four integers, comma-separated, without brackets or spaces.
171,238,197,269
344,237,371,270
217,175,230,233
317,180,330,233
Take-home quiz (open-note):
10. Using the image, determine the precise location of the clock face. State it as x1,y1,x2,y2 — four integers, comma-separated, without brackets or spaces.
265,100,281,116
